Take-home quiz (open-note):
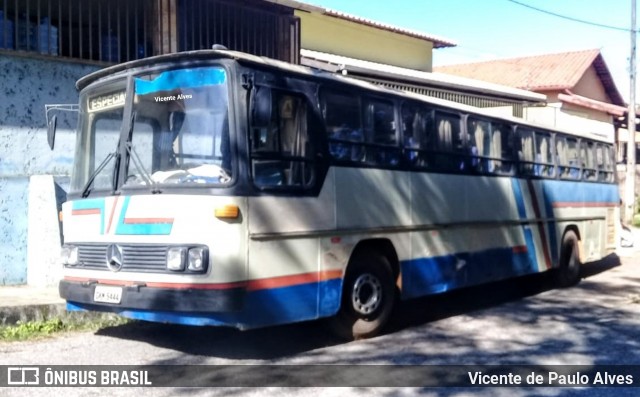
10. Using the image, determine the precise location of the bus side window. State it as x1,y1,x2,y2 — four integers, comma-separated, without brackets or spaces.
251,89,315,188
433,111,463,171
556,137,568,178
401,103,432,168
493,123,515,174
518,128,535,176
555,136,576,180
582,141,597,181
534,131,554,178
467,118,491,173
565,138,581,179
322,90,363,162
363,98,399,166
596,144,606,182
607,146,615,182
598,143,614,182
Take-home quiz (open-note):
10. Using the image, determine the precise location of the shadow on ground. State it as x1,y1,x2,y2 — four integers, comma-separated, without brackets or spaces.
95,254,622,361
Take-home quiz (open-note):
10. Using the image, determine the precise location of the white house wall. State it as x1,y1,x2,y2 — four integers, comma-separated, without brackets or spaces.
524,105,613,138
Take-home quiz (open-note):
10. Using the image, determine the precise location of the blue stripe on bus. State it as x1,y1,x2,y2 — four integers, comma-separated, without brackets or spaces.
540,181,559,263
511,179,539,272
511,179,527,220
67,277,343,329
114,196,173,235
540,180,619,204
540,180,619,263
400,247,535,299
134,68,227,95
115,223,173,235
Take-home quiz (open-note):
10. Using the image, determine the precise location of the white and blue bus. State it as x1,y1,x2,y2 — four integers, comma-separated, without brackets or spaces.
49,49,619,339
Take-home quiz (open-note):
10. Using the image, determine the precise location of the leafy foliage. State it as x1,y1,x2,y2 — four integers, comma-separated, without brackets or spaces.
0,315,130,341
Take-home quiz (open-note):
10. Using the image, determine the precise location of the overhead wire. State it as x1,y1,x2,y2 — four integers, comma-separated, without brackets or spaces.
506,0,635,33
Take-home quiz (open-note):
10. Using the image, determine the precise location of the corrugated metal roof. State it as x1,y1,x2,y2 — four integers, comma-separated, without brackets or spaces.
301,49,546,102
434,49,624,106
322,8,456,48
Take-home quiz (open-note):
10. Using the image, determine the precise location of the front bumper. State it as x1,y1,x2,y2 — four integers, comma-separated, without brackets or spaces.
59,279,245,312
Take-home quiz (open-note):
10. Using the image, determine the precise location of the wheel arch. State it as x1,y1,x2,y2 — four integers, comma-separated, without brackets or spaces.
326,237,399,339
561,224,582,265
552,225,583,287
564,224,581,241
348,238,400,283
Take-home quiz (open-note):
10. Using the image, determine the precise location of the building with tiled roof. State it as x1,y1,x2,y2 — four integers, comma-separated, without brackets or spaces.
435,49,626,139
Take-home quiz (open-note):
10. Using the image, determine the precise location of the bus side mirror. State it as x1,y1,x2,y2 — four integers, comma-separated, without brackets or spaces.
250,86,272,129
45,103,78,150
47,114,57,150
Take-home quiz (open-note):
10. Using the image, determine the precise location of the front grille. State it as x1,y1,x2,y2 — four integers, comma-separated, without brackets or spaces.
75,243,168,273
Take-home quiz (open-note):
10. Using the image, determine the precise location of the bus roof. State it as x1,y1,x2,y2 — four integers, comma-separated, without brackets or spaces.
77,49,613,144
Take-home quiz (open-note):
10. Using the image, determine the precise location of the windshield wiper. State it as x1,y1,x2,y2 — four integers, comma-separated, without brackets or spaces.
125,141,161,193
81,152,116,198
125,111,161,193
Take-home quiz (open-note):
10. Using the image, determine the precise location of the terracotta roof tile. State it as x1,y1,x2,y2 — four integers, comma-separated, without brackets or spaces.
435,49,624,105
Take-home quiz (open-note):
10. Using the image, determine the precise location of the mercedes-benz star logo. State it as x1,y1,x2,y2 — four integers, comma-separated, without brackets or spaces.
106,244,123,272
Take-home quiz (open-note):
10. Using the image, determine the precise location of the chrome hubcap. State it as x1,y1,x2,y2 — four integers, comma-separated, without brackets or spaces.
351,273,382,315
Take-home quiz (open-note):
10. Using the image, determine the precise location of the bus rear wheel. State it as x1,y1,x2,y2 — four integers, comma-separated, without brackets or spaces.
327,253,395,340
553,230,581,287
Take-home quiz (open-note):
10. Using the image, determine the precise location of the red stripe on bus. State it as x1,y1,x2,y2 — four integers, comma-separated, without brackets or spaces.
64,276,246,290
247,269,343,291
64,269,344,292
105,196,119,234
146,281,245,289
123,217,174,224
72,209,101,215
512,245,528,254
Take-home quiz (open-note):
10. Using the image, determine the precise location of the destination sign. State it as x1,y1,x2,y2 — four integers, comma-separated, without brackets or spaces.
89,91,126,112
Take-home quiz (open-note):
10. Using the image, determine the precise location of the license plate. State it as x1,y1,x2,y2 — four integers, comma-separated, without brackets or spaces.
93,285,123,304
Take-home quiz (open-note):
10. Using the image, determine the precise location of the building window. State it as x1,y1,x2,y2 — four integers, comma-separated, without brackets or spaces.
177,0,300,63
0,0,299,64
0,0,150,62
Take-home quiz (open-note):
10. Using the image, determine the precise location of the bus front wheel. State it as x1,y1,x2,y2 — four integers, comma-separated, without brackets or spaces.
327,253,395,340
553,230,581,287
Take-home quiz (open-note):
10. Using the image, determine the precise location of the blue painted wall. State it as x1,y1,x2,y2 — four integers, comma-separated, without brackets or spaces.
0,54,99,284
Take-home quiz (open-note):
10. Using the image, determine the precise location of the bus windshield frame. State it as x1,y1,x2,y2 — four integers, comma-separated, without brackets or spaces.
69,64,234,196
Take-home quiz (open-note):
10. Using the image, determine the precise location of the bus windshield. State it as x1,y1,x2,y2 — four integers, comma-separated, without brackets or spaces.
70,66,232,195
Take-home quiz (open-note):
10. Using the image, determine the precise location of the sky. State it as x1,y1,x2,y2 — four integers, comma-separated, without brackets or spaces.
305,0,636,102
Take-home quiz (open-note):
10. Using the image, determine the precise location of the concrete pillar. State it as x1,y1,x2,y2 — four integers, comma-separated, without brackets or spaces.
26,175,62,287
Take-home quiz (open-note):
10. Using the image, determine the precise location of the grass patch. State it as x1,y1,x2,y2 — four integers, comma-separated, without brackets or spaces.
0,314,130,341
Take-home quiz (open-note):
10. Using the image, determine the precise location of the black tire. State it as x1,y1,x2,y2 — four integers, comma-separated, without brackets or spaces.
553,230,581,287
327,252,396,340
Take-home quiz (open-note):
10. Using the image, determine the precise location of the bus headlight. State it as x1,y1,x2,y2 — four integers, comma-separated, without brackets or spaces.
188,247,208,272
166,247,186,271
61,245,79,266
167,246,208,273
